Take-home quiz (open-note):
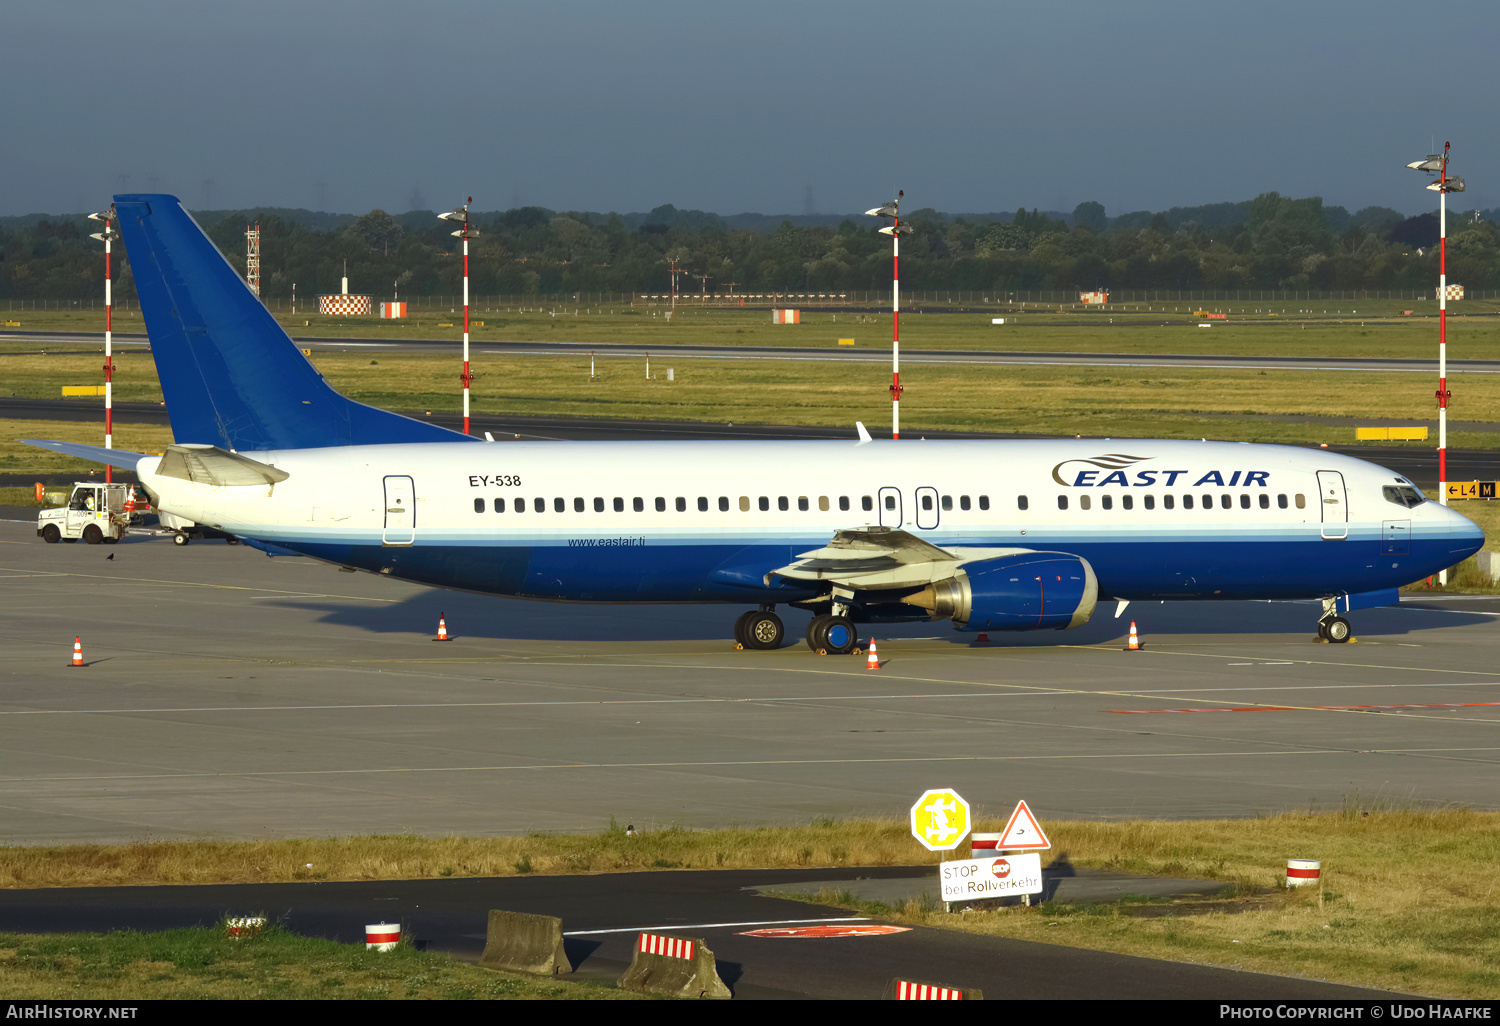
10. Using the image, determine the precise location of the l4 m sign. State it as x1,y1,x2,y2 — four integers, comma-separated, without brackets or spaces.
910,788,971,852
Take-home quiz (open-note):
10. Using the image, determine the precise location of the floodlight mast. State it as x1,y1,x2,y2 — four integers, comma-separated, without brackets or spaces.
1406,143,1466,582
865,191,910,439
88,207,119,483
439,199,480,434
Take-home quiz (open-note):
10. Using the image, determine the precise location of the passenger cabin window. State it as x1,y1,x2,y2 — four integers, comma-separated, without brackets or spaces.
655,497,666,512
633,497,644,512
1017,496,1028,511
740,496,750,512
978,495,989,510
1101,495,1113,510
1058,495,1068,510
595,497,605,512
1259,494,1270,509
1295,494,1307,509
921,494,933,511
1277,494,1287,509
555,497,566,513
534,498,545,513
698,497,709,512
960,495,971,511
614,497,625,512
575,497,585,512
1144,495,1155,510
941,495,953,511
759,496,770,512
884,495,897,511
862,496,873,512
797,496,808,512
1122,495,1133,511
1079,495,1091,510
474,498,485,513
676,497,686,512
818,496,829,512
839,496,850,511
1163,495,1174,510
495,497,507,512
778,496,789,512
719,496,730,512
1220,494,1232,510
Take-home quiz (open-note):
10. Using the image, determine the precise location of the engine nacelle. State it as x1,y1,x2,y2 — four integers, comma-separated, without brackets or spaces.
906,552,1098,632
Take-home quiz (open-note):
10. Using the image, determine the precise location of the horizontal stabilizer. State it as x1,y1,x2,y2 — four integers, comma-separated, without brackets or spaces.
155,444,289,487
19,439,145,471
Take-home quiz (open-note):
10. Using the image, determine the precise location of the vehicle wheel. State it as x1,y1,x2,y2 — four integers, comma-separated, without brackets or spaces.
733,610,757,649
805,614,831,652
744,611,784,650
41,524,60,544
1325,616,1351,644
82,524,103,545
818,615,859,655
173,532,190,546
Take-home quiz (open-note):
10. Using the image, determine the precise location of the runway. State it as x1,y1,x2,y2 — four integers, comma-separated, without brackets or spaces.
2,510,1497,845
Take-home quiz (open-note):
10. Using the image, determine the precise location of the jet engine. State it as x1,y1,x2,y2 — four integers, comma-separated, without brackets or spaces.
905,551,1098,632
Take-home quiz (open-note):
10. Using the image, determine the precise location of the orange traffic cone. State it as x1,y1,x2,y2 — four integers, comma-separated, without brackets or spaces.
124,488,137,515
434,615,450,642
865,639,880,670
71,637,84,667
975,632,990,644
1125,621,1141,651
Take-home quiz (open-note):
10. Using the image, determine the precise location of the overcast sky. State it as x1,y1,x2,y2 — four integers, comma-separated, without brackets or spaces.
6,1,1495,219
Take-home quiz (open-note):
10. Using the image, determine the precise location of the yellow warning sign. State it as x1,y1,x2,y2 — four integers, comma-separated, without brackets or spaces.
1447,482,1497,500
909,788,971,852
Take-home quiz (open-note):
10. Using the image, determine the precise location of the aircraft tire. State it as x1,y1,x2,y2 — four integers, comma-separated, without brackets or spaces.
41,524,60,544
819,615,859,655
805,614,831,651
173,532,190,546
733,610,756,649
744,611,784,650
1325,616,1351,643
82,524,103,545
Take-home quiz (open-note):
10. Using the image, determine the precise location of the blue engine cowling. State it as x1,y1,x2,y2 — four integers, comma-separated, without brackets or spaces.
905,551,1098,632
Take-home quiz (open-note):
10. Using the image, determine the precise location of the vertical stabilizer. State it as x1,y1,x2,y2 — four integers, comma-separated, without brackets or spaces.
113,194,473,451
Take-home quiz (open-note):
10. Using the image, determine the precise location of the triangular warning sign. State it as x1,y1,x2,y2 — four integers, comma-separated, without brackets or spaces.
997,799,1050,850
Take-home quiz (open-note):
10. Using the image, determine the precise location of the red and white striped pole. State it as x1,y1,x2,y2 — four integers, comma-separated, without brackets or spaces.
88,207,119,483
892,193,902,440
439,199,479,435
868,192,911,440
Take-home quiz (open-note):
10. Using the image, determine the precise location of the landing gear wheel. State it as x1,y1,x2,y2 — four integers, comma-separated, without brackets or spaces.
1324,616,1351,644
805,614,831,652
733,610,757,649
226,537,240,545
41,524,60,544
82,524,103,545
743,611,785,650
814,615,859,655
173,532,190,546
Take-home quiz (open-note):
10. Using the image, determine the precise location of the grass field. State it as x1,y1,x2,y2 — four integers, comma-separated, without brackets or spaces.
1,809,1496,998
0,923,633,1000
8,298,1500,357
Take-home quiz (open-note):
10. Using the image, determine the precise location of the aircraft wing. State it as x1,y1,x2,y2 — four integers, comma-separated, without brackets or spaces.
766,526,1034,591
20,439,146,471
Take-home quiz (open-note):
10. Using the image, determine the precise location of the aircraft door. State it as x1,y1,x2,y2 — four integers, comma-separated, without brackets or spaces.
915,486,940,530
878,486,903,528
1316,470,1347,540
383,475,416,546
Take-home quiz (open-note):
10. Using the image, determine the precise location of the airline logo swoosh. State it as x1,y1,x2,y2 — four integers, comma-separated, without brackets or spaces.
1051,453,1153,486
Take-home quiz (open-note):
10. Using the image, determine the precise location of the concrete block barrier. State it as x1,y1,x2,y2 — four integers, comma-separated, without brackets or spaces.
479,909,572,975
617,932,731,999
883,977,984,999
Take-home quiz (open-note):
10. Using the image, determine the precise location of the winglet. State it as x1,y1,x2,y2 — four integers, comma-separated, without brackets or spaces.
855,421,872,444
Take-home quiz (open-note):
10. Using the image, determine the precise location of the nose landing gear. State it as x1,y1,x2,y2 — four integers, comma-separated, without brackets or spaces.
1318,597,1352,643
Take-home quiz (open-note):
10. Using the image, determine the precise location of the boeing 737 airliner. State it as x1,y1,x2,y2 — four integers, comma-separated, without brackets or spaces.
25,196,1485,651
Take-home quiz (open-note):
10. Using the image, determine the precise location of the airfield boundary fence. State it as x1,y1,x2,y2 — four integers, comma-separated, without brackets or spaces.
6,289,1494,314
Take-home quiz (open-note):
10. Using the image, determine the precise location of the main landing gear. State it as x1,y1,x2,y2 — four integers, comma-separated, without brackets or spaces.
732,606,862,655
1318,597,1352,643
734,606,785,650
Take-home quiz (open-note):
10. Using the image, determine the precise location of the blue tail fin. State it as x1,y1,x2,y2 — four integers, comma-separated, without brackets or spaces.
113,195,474,451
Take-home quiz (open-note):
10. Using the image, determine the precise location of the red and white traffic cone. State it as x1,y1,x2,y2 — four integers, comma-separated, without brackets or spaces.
434,615,450,642
1125,621,1141,652
71,637,84,667
865,639,880,670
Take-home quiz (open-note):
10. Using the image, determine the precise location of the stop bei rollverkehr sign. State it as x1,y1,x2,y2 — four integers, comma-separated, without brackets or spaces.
910,788,971,852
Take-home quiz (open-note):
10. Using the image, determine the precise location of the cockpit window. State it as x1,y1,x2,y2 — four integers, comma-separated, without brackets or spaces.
1383,485,1425,508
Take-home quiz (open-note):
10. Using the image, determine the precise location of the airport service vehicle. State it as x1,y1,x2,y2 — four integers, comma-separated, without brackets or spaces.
37,482,130,544
22,195,1486,649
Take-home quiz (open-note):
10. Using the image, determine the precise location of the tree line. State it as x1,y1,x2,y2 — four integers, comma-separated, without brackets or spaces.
2,194,1497,301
